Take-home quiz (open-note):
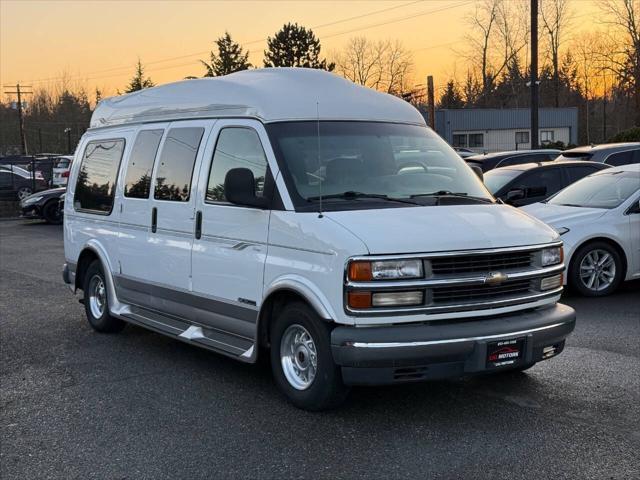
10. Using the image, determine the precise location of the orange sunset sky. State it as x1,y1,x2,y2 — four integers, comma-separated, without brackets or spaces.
1,0,601,99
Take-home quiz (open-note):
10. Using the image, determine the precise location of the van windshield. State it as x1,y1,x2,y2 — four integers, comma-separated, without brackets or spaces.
266,122,492,209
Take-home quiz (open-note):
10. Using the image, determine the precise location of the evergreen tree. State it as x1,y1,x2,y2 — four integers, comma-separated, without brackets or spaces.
263,23,334,71
437,80,464,109
124,59,155,93
201,32,252,77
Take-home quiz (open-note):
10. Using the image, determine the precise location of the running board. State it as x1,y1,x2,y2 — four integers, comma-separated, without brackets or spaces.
120,306,255,362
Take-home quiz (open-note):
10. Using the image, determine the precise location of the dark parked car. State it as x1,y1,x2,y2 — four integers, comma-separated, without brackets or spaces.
20,187,65,224
466,149,562,172
483,161,610,207
555,142,640,166
0,169,49,200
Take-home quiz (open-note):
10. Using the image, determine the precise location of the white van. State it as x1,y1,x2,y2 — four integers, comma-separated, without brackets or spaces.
63,68,575,410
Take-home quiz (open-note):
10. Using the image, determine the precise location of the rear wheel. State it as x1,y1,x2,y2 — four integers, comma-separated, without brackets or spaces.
42,200,62,224
569,241,623,297
82,260,126,333
270,302,349,411
17,186,33,200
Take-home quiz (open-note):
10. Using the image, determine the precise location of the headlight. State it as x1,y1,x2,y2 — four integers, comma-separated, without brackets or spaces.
348,259,423,281
22,195,43,205
541,246,563,266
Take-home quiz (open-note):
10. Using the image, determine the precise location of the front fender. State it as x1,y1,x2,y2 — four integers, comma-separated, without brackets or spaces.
262,274,341,322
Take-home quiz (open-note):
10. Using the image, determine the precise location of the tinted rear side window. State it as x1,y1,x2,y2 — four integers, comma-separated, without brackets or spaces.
74,139,125,214
565,165,600,183
605,149,637,166
154,127,204,201
124,129,163,199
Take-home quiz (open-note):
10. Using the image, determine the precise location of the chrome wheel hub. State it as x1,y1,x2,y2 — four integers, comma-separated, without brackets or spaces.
17,188,32,200
88,274,106,318
280,324,317,390
579,249,616,292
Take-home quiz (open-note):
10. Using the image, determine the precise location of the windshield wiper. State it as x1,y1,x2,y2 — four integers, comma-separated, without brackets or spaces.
410,190,494,204
307,191,420,205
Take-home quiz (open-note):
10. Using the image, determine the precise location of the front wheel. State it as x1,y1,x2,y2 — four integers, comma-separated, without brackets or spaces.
569,241,623,297
42,200,63,224
270,302,349,411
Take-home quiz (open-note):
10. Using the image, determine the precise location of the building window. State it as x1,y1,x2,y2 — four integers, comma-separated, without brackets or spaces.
452,134,467,147
515,131,530,145
540,130,555,143
468,133,484,148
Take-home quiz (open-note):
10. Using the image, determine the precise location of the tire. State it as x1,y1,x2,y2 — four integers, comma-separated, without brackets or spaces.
17,186,33,201
82,260,126,333
42,200,63,224
569,241,624,297
270,302,349,411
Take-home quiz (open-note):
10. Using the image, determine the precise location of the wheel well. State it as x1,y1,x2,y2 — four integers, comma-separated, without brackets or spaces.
257,290,322,350
570,237,627,278
75,249,99,291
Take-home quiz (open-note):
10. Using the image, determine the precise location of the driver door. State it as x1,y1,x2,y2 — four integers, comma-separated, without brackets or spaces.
190,119,275,346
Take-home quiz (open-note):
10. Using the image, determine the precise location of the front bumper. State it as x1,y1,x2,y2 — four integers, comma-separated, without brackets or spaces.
20,204,42,219
331,303,575,385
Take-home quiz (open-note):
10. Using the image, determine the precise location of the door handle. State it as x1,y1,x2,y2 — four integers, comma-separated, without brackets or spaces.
151,207,157,233
195,210,202,240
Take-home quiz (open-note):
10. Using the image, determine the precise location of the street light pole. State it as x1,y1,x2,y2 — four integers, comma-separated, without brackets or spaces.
64,128,72,154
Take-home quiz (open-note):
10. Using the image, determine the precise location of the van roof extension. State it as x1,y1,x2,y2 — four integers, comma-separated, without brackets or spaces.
90,68,425,129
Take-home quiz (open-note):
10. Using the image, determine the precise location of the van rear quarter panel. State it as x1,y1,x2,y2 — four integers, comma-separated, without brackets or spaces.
64,127,136,275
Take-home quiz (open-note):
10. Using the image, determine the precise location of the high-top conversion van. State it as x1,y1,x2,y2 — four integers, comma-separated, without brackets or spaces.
63,68,575,410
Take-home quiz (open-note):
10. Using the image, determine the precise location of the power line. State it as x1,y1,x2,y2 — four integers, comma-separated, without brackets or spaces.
21,0,427,86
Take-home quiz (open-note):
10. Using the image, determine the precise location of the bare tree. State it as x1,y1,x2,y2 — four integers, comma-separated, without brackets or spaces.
541,0,574,107
597,0,640,124
463,0,529,101
334,37,413,95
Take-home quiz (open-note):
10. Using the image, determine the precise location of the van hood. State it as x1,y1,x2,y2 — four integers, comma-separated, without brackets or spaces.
325,204,558,255
521,202,607,228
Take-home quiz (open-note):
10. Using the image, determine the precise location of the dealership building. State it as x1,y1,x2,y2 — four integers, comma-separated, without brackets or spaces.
432,107,579,153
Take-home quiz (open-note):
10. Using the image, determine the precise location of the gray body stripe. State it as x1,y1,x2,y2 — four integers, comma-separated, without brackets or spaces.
113,275,257,341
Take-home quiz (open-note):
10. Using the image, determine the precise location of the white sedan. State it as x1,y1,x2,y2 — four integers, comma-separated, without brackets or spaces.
522,164,640,296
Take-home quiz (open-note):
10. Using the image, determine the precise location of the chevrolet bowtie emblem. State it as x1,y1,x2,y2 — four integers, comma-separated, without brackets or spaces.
484,272,508,285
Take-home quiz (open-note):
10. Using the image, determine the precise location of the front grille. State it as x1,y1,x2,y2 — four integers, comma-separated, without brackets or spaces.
430,252,532,275
431,279,532,305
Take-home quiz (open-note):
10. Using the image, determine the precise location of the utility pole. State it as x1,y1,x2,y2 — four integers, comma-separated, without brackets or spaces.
426,76,435,129
602,77,607,142
530,0,539,149
3,84,33,155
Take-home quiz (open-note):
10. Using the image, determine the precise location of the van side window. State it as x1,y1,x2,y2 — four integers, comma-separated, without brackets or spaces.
124,129,163,199
154,127,204,201
206,128,268,203
74,139,125,214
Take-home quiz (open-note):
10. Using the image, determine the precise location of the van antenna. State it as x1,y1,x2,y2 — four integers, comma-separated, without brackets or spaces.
316,101,323,218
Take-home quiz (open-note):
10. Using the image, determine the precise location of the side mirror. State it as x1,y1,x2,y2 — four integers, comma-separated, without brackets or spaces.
505,188,525,203
470,165,484,181
224,168,269,209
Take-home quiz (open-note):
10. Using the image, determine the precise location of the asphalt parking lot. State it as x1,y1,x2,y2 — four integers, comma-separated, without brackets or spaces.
1,219,639,479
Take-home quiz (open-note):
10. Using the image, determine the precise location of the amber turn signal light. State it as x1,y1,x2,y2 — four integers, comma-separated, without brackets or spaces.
347,291,372,309
348,261,372,281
